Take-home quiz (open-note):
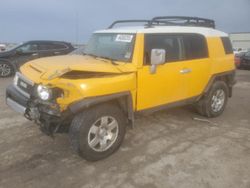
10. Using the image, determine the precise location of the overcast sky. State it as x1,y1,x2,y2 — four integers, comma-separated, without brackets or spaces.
0,0,250,43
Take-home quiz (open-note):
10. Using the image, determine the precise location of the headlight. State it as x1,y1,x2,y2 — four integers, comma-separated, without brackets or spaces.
37,85,52,100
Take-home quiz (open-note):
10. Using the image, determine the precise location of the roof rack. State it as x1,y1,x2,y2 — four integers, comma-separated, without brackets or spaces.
148,16,215,28
108,16,215,29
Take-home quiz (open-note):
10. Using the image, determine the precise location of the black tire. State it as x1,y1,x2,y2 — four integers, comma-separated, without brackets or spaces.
69,103,127,161
195,81,229,118
0,61,14,77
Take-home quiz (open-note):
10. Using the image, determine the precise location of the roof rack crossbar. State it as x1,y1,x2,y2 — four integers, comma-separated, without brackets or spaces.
148,16,215,28
108,20,151,29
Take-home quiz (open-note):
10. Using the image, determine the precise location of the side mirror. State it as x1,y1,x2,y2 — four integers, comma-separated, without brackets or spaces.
150,49,166,74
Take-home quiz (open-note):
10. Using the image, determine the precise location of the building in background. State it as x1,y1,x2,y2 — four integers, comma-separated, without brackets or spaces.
229,32,250,54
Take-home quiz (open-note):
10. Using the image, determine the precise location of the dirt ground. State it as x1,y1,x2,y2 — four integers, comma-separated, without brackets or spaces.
0,70,250,188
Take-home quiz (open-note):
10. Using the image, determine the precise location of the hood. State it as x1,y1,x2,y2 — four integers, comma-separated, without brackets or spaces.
0,50,14,58
21,55,136,81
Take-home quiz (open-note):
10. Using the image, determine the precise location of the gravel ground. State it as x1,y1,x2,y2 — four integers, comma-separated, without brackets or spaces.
0,70,250,188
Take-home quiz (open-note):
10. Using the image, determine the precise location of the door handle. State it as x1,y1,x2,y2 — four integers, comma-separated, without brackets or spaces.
180,68,192,74
54,51,60,55
32,53,38,56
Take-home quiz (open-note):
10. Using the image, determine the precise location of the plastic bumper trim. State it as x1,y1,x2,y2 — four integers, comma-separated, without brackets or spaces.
6,97,26,114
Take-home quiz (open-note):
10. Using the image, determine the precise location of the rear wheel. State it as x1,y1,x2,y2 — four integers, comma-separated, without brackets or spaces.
69,103,126,161
196,81,229,117
0,61,14,77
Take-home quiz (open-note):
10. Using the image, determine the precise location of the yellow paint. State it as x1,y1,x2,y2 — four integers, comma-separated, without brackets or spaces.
136,36,235,110
20,55,138,111
20,33,235,113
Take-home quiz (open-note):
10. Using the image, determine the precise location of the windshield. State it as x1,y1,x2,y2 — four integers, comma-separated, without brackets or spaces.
84,33,136,62
5,43,23,51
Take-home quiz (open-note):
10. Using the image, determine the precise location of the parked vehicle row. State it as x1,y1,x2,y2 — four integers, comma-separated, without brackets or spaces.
235,51,250,69
0,41,75,77
233,47,248,55
6,16,235,161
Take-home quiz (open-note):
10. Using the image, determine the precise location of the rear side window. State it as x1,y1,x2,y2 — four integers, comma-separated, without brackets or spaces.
221,37,233,54
183,34,208,59
52,43,68,50
38,43,68,51
144,34,184,64
38,44,53,51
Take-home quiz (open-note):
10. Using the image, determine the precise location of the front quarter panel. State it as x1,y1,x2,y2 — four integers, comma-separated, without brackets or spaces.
55,73,137,111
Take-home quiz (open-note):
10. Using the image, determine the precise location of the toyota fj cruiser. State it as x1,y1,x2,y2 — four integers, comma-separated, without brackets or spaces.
6,16,235,161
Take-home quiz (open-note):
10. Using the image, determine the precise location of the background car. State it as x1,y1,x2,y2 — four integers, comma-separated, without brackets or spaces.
0,40,75,77
0,44,6,52
233,47,248,55
237,51,250,69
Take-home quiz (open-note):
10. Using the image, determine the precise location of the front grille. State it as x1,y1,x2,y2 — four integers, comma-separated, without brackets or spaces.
14,72,34,98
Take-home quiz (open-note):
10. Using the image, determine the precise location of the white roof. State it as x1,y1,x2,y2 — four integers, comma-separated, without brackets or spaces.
95,26,228,37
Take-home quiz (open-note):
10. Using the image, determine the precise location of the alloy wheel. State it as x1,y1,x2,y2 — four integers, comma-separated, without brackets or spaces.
0,63,11,77
211,89,225,112
88,116,119,152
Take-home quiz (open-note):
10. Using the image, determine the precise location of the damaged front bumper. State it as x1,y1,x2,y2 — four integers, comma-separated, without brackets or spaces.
6,84,71,136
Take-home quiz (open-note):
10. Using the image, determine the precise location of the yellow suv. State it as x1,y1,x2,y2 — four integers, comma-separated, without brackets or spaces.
6,16,235,161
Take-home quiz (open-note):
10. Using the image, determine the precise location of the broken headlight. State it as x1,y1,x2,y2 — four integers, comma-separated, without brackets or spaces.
37,85,52,101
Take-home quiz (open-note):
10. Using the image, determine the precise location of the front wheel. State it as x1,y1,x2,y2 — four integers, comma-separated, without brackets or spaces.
69,103,126,161
195,81,229,117
0,61,14,77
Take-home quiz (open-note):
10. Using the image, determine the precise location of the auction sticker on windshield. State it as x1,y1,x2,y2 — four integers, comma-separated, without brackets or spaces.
115,34,133,43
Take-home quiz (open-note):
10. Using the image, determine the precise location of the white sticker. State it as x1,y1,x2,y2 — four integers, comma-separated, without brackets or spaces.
115,34,133,43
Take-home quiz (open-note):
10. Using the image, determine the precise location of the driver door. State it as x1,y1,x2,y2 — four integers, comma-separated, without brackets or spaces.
136,34,187,111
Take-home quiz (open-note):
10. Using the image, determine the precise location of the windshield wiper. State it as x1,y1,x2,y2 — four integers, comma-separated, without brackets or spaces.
83,53,119,65
83,52,97,58
94,55,119,65
99,56,119,65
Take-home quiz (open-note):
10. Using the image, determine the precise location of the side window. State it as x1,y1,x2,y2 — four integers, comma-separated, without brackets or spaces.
18,43,38,53
221,37,233,54
183,34,208,59
38,44,53,51
52,43,67,50
38,43,67,51
144,34,184,64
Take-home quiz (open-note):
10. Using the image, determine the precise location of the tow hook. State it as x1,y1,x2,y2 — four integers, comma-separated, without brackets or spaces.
39,121,54,137
24,107,40,121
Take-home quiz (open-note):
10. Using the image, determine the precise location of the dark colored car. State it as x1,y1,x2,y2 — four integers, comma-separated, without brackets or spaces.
0,41,75,77
237,51,250,69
